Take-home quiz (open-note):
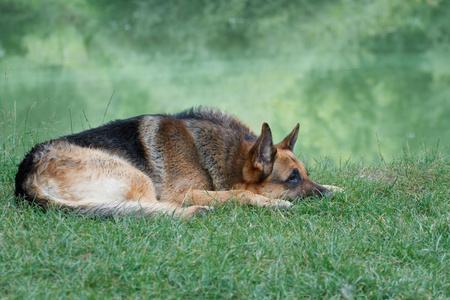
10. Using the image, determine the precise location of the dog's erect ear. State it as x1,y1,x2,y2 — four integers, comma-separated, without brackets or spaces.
249,123,277,178
276,123,300,152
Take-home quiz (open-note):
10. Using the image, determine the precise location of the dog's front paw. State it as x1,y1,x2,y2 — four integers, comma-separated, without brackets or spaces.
262,199,293,210
323,185,344,193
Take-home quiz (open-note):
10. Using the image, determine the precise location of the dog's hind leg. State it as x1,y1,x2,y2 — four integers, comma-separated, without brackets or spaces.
20,141,212,218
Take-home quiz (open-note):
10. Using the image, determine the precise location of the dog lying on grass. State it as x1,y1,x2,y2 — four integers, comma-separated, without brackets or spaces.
15,107,341,218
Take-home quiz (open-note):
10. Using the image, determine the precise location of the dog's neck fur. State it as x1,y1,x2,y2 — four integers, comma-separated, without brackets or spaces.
181,119,256,190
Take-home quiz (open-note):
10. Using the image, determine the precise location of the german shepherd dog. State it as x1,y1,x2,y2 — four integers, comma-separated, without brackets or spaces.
15,108,338,218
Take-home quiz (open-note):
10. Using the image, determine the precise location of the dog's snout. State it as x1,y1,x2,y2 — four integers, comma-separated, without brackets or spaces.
314,186,332,198
312,184,333,198
300,183,332,199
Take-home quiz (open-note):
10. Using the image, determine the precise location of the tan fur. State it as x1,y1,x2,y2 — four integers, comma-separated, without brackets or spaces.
16,108,340,218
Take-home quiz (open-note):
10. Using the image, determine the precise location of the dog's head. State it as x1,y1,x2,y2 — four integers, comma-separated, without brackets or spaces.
243,123,331,200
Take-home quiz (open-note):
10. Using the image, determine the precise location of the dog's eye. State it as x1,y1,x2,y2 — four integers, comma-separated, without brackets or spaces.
286,169,301,184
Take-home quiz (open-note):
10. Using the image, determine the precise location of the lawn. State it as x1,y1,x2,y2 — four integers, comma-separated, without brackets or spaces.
1,1,449,298
1,125,449,298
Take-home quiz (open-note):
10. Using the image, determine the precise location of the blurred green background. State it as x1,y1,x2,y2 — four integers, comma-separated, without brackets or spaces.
1,0,449,162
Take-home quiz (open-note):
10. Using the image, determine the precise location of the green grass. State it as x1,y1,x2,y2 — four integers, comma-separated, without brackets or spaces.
1,114,449,299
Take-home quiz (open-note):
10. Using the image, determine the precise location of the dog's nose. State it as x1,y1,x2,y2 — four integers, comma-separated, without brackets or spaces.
323,189,333,197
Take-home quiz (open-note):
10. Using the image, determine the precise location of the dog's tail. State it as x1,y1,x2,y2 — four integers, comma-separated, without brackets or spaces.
20,179,209,218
